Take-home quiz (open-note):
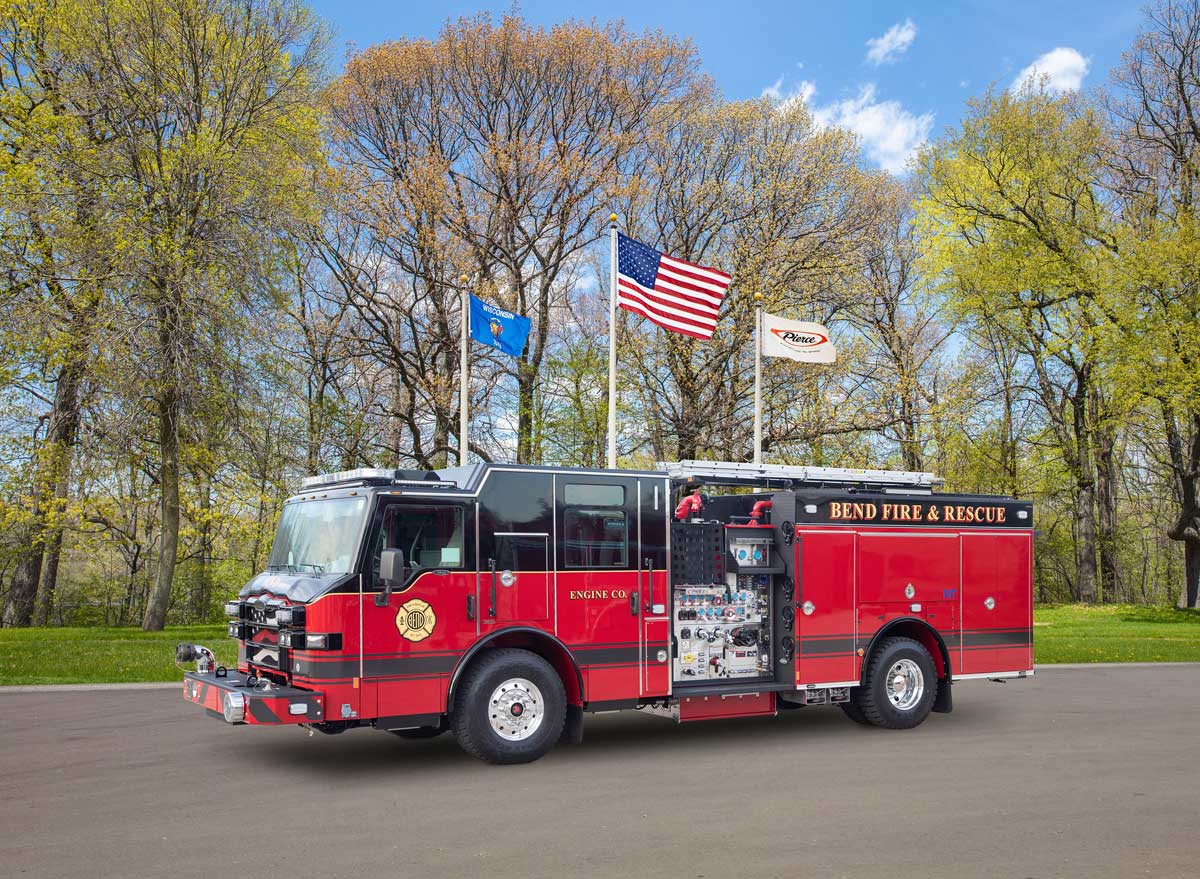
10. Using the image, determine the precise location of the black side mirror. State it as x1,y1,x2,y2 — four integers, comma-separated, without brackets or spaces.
374,548,406,607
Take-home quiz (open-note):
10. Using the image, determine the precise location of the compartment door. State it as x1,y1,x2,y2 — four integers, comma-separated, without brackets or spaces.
796,531,857,685
960,532,1033,674
484,532,550,625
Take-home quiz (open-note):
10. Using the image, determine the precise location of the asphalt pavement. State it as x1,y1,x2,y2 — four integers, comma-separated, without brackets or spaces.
2,664,1198,878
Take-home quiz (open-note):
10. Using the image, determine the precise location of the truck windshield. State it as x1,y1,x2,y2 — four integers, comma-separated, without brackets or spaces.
267,496,367,575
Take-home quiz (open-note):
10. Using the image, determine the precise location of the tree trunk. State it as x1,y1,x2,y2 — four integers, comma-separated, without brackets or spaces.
143,383,180,630
899,384,923,471
3,532,42,627
33,348,88,626
1071,388,1097,603
1094,426,1121,603
35,529,65,627
1184,539,1200,609
516,366,538,464
1163,406,1200,608
191,469,213,623
144,292,182,631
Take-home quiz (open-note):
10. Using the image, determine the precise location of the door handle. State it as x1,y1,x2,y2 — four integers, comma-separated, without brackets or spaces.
488,558,497,617
466,593,475,621
643,557,653,612
630,590,639,616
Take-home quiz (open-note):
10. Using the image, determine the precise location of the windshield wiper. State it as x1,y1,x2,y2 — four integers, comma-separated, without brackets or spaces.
293,562,325,573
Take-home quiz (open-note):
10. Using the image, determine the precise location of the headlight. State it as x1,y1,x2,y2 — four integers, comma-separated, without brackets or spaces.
222,691,247,723
224,601,241,618
279,631,339,650
276,606,305,626
227,621,244,640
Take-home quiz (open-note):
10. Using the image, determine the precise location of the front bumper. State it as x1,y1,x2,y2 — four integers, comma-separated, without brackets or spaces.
183,671,325,725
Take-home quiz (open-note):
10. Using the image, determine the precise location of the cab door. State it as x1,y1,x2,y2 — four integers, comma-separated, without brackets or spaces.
477,471,554,631
356,498,477,720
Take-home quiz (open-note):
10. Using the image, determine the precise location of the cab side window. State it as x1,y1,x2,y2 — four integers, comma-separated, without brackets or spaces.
372,503,465,586
562,483,627,568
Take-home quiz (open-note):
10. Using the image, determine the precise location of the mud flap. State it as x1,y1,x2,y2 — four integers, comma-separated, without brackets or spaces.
560,704,584,745
933,677,953,714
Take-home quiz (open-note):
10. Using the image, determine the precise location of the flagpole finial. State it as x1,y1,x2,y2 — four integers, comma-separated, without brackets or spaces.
609,213,618,224
754,291,763,301
459,274,469,284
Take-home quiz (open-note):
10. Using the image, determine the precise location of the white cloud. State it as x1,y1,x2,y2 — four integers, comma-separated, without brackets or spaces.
763,77,817,107
1012,47,1090,93
811,84,934,174
865,19,917,66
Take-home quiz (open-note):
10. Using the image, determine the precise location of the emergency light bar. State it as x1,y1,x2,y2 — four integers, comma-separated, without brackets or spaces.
300,468,458,490
660,460,942,489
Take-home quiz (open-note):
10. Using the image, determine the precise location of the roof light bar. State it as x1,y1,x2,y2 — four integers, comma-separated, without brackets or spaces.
299,468,457,490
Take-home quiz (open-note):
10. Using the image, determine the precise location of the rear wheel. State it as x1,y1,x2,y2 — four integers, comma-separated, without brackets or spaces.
451,648,566,764
852,636,936,729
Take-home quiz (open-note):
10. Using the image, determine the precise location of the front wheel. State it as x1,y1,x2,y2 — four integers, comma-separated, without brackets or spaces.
852,636,937,729
451,648,566,764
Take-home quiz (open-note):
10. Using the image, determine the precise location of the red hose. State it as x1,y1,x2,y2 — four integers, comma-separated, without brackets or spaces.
749,499,773,522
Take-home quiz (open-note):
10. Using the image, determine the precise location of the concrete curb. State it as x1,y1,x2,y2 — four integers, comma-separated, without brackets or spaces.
1035,661,1200,670
0,681,181,693
3,662,1198,693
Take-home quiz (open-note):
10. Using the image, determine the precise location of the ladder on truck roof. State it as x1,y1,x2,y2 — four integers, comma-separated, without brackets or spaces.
660,460,942,490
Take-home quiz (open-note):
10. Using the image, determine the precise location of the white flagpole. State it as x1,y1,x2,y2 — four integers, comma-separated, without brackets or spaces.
753,292,763,464
607,214,618,469
459,274,470,467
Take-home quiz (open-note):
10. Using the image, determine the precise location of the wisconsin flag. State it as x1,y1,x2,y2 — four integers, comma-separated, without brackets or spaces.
761,313,836,363
469,294,531,357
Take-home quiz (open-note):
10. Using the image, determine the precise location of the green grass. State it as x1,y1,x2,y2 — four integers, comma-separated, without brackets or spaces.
0,625,237,685
0,604,1197,685
1033,604,1200,663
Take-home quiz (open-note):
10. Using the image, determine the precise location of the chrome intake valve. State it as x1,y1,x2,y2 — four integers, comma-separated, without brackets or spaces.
175,643,216,674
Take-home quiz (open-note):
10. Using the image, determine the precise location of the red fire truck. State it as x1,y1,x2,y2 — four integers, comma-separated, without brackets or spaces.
179,460,1033,763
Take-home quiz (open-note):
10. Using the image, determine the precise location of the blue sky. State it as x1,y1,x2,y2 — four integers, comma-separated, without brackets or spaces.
309,0,1146,174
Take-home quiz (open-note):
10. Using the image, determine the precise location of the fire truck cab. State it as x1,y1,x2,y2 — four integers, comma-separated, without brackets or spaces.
181,460,1033,764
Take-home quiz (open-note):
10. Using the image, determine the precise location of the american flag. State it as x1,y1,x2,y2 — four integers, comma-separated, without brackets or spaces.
616,233,731,340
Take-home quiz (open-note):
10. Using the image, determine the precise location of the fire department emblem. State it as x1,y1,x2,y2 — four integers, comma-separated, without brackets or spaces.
396,599,436,642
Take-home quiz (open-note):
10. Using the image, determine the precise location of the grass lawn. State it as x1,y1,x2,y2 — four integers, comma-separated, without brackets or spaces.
1033,604,1200,664
0,625,236,685
0,605,1198,685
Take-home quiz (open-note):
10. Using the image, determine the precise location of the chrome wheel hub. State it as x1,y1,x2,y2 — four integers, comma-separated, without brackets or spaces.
488,678,544,741
885,659,924,711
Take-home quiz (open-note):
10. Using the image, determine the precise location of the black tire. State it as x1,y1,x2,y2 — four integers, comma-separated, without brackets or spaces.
451,648,566,764
838,697,872,726
852,636,937,729
390,721,446,739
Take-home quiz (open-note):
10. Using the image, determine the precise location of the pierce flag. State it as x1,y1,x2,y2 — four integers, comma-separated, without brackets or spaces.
469,294,531,358
761,312,836,363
